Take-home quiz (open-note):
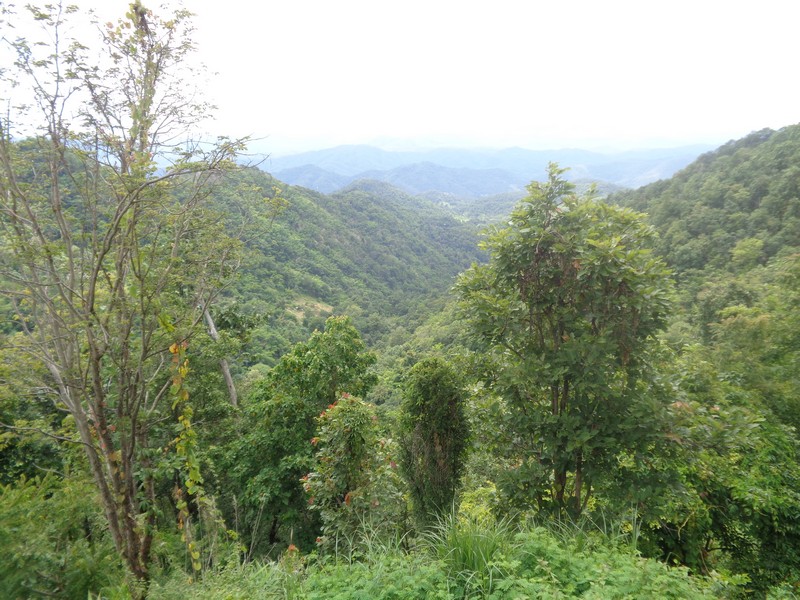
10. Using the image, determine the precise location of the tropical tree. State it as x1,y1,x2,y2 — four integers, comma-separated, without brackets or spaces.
659,345,800,590
399,356,469,526
305,393,404,550
456,165,672,516
265,315,378,406
0,2,248,582
219,316,378,556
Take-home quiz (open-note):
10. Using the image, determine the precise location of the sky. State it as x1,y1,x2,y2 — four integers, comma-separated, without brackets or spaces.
5,0,800,156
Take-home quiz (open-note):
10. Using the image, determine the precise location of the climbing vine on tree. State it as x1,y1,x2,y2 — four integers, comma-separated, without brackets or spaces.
399,356,469,526
0,2,246,583
304,394,404,550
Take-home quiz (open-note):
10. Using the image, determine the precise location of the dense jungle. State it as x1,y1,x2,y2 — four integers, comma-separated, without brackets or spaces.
1,3,799,598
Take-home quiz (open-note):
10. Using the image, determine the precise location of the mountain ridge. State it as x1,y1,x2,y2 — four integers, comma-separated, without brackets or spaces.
264,143,714,197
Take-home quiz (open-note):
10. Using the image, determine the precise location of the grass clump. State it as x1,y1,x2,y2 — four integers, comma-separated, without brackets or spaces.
422,512,516,598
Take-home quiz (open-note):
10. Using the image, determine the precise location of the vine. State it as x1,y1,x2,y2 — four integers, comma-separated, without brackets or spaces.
169,341,242,575
169,341,204,573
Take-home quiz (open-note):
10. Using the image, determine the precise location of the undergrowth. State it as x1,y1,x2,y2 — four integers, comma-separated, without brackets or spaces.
148,512,731,599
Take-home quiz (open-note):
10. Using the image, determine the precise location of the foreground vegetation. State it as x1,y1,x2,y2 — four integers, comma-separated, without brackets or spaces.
147,516,725,600
1,3,799,599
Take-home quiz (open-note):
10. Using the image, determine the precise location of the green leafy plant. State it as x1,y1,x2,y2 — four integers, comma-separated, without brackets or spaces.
0,474,125,598
399,357,470,527
304,394,404,552
168,342,239,577
456,164,673,517
218,316,378,556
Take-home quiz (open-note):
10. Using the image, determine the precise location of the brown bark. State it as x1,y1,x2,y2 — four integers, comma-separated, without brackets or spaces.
554,468,567,507
1,5,246,587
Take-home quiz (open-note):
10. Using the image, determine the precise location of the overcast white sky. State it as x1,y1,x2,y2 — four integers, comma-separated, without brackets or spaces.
6,0,800,156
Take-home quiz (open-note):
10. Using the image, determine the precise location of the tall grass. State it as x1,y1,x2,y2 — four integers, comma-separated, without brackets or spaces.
527,506,644,554
422,511,517,597
319,513,410,566
148,508,724,599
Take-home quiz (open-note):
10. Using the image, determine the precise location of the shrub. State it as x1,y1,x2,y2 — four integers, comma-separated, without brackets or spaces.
399,357,469,527
0,474,125,598
304,395,404,552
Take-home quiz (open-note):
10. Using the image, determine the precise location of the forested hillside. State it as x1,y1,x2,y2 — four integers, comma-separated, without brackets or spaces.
1,4,799,599
608,123,800,457
223,169,483,367
611,126,800,274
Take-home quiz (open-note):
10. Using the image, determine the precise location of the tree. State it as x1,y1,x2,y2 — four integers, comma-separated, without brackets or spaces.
660,345,800,590
399,356,469,526
456,165,672,516
220,316,377,556
304,393,404,550
265,315,378,406
0,3,247,582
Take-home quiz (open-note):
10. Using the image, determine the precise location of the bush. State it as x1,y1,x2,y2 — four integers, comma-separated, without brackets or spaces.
0,474,126,599
304,394,405,552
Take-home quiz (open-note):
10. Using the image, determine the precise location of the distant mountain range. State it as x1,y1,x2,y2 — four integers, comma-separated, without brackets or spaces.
262,144,714,197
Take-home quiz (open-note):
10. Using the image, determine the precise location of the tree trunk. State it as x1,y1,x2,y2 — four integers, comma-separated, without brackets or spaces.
1,4,246,589
204,309,238,407
554,468,567,509
573,450,583,517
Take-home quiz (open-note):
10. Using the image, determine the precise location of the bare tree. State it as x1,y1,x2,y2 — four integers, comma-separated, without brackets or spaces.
0,2,246,582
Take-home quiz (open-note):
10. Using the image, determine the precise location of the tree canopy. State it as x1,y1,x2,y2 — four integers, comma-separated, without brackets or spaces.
457,164,673,515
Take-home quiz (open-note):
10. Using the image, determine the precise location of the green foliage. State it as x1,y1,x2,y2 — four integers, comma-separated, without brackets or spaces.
167,342,239,576
3,24,800,593
304,394,404,551
217,317,378,556
613,126,800,275
299,554,452,600
607,132,800,585
0,1,249,581
643,252,800,591
152,550,452,600
422,512,516,597
654,345,800,593
708,254,800,432
510,525,718,599
456,164,673,516
266,316,378,406
399,356,470,526
0,336,66,483
148,516,718,599
147,559,304,600
0,474,126,599
225,391,321,556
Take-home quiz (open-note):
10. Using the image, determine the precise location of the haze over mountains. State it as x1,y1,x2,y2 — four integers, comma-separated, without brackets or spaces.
263,143,714,197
